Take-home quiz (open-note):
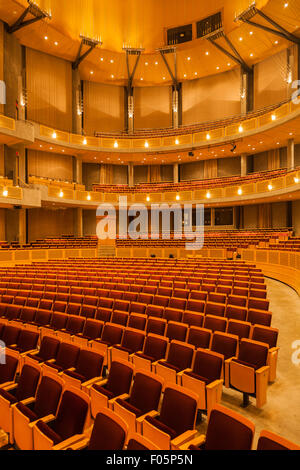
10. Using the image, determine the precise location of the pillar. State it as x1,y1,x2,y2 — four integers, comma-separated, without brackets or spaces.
76,156,83,185
240,68,254,114
13,143,26,186
128,162,134,187
4,29,23,119
172,86,179,128
241,154,247,176
18,208,27,245
127,92,134,134
287,138,295,170
173,163,179,183
75,208,83,237
72,69,83,134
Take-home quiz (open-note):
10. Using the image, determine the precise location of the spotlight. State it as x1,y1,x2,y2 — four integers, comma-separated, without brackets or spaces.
188,151,194,157
230,143,237,152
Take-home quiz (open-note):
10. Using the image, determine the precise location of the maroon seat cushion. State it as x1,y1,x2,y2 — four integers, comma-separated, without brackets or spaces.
184,371,210,384
26,353,43,363
92,384,114,399
44,362,63,372
36,420,61,445
63,370,86,382
115,398,142,417
231,358,259,370
0,387,17,404
16,402,38,422
134,352,154,362
113,345,132,354
157,360,180,372
145,415,177,440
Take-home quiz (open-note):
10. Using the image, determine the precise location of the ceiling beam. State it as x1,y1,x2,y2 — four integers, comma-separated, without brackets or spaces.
157,46,178,87
207,30,252,73
72,36,102,70
236,5,300,45
6,0,51,34
123,48,144,91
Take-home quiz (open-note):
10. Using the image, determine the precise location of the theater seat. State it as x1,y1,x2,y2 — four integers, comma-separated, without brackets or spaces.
225,338,270,408
126,433,161,450
257,430,300,450
153,340,194,386
0,363,41,444
110,327,145,364
183,404,255,450
62,349,104,391
24,336,60,369
0,352,18,387
64,408,128,450
32,388,90,450
42,342,80,376
13,373,63,450
112,371,163,438
131,333,168,372
89,360,134,417
250,324,279,382
179,348,223,418
141,384,198,450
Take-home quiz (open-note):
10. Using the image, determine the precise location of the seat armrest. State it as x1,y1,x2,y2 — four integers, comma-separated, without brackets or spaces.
2,383,18,391
179,434,205,450
52,434,88,450
136,409,159,425
152,359,165,367
206,379,223,390
59,437,90,450
88,378,108,390
65,367,76,372
177,368,192,377
30,413,56,429
44,359,56,364
109,393,129,405
20,349,38,357
256,365,270,376
82,376,104,388
269,346,279,353
171,430,198,449
20,397,36,406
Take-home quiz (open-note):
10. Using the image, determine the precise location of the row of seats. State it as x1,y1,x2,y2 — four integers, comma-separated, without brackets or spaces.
92,168,289,193
0,306,278,408
0,335,292,451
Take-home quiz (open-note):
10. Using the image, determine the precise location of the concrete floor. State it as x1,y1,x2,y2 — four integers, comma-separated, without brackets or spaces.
0,278,299,450
197,277,300,449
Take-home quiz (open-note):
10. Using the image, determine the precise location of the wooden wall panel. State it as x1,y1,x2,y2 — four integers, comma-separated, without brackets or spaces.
28,208,75,241
28,150,74,181
134,86,171,129
182,68,241,125
83,81,124,134
26,48,72,131
254,48,289,109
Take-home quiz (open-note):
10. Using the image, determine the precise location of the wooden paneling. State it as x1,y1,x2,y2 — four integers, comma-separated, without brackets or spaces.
26,48,72,131
27,208,75,241
134,86,171,129
28,150,74,181
84,81,124,134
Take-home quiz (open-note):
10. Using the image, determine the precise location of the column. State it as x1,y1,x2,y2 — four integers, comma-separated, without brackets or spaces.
0,145,4,176
75,208,83,237
76,156,83,185
241,154,247,176
287,138,295,170
172,86,179,129
240,68,254,114
72,69,82,134
127,92,134,134
128,162,134,187
18,208,27,245
173,163,179,184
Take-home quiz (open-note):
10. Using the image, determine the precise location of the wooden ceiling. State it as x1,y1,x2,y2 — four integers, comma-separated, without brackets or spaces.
0,0,299,86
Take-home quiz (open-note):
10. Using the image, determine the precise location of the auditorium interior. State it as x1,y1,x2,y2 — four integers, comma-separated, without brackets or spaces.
0,0,299,451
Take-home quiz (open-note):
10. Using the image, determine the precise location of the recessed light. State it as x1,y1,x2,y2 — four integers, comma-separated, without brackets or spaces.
205,51,209,56
284,2,289,7
176,195,180,201
155,61,158,65
239,125,243,133
59,190,64,198
271,114,276,121
83,138,87,145
294,177,299,183
100,57,104,61
274,40,279,45
163,77,166,80
206,133,211,140
3,189,8,197
216,66,220,70
140,77,143,80
227,63,231,66
39,144,42,148
111,74,114,78
44,36,48,40
146,196,150,202
90,71,94,75
250,53,254,57
239,37,243,41
206,191,211,199
145,62,148,66
145,141,149,148
114,141,118,148
268,184,273,190
237,188,243,195
110,59,114,63
250,31,253,35
183,74,187,78
52,131,57,139
194,72,197,76
277,142,280,145
289,132,293,136
54,41,58,46
87,194,91,201
175,139,179,145
187,57,191,61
